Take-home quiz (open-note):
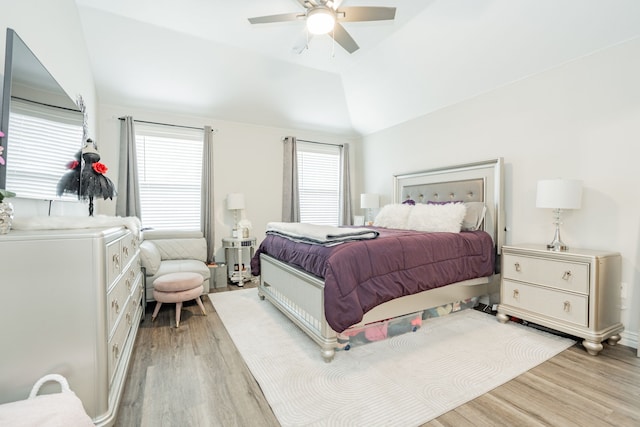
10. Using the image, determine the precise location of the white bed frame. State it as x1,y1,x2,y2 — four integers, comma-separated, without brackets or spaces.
258,158,506,362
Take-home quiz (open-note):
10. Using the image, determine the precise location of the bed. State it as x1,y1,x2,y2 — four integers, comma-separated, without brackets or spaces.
252,158,505,362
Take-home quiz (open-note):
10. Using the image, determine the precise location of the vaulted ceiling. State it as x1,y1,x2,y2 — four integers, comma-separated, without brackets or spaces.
75,0,640,136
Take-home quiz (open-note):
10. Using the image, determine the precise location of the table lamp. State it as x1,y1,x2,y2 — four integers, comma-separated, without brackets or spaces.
360,193,380,225
536,179,582,251
226,193,245,237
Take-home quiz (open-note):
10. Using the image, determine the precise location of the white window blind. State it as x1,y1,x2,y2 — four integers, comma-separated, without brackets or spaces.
135,123,203,230
6,98,83,200
297,141,340,226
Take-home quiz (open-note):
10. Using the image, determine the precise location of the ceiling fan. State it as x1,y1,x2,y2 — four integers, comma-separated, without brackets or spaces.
248,0,396,54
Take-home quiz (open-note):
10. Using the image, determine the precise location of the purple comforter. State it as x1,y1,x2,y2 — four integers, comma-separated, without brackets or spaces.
251,227,495,332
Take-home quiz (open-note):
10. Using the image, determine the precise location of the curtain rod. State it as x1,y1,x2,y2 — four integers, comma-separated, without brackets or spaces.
118,117,217,133
283,137,343,148
13,96,81,113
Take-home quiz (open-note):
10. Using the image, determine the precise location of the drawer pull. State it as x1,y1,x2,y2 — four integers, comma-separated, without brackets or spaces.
126,312,132,326
112,343,120,360
512,289,520,300
126,279,131,291
562,270,572,280
113,254,120,270
123,246,129,258
112,299,120,314
514,262,521,272
563,301,571,313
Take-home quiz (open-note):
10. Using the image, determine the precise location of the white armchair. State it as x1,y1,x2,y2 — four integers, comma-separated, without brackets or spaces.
139,230,211,302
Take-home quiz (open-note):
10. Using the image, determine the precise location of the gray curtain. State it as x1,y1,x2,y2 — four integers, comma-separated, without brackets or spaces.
201,126,215,263
281,136,300,222
115,116,141,218
339,143,353,226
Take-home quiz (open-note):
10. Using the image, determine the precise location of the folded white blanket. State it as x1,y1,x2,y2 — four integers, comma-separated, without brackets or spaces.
11,215,142,238
266,222,378,246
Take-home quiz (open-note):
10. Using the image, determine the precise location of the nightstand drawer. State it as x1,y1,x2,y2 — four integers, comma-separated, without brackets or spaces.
502,279,588,327
502,254,589,294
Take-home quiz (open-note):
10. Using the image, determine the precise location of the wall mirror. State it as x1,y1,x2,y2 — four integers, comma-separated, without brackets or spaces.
0,28,84,200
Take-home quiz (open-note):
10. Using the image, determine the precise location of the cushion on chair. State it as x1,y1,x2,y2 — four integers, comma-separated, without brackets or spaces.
152,238,207,261
153,272,204,293
153,285,203,303
139,241,162,275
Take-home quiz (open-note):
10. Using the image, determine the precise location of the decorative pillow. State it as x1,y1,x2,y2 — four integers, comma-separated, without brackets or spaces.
139,240,162,275
462,202,486,231
427,200,486,231
407,202,467,233
373,203,413,229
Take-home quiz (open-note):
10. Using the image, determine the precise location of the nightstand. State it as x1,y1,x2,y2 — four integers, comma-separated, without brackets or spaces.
496,244,623,356
222,236,256,286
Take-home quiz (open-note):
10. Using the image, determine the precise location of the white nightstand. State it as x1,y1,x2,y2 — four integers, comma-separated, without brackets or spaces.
222,236,256,286
496,244,623,356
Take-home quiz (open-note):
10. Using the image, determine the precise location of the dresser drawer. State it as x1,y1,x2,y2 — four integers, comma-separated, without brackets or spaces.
131,277,143,313
120,233,136,269
106,239,121,288
122,262,138,295
107,274,130,337
502,254,589,294
502,279,588,327
108,304,134,386
132,271,143,300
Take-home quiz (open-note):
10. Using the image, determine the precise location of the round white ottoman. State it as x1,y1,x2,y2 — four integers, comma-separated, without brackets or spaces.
151,272,206,327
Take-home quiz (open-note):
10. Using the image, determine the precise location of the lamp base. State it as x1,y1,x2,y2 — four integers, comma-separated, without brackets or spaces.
547,241,568,252
547,220,568,251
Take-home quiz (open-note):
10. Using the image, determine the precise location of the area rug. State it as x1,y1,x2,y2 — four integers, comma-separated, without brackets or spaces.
210,289,575,427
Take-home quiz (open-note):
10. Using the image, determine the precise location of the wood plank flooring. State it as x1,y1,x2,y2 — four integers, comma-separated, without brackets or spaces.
116,285,640,426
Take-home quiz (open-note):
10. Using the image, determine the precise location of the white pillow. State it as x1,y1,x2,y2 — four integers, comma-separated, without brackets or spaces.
139,241,162,275
462,202,486,231
373,204,412,229
407,203,467,233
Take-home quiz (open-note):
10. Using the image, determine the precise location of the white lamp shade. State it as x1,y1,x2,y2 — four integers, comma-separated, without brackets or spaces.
307,7,335,35
227,193,245,210
360,193,380,209
536,179,582,209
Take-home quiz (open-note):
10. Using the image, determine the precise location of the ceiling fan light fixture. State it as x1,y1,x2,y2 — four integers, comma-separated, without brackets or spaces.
306,7,336,35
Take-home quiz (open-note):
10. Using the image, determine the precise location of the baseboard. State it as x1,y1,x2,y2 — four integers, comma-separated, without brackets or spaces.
620,329,638,351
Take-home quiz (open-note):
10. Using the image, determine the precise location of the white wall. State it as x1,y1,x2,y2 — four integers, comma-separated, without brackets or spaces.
0,0,96,217
361,37,640,348
96,104,361,261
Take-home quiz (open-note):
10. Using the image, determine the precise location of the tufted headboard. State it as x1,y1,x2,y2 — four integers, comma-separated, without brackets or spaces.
393,158,505,254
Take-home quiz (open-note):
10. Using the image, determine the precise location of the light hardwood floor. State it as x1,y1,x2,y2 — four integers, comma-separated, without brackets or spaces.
116,285,640,426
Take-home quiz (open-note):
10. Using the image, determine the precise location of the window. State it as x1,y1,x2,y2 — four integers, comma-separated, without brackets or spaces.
6,99,83,200
135,123,203,230
297,141,340,226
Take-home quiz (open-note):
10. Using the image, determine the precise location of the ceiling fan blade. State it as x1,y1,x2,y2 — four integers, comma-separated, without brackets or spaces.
337,6,396,22
293,0,313,9
248,13,304,25
330,22,359,53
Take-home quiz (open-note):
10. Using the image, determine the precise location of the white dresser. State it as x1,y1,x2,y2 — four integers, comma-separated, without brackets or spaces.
0,226,143,426
497,244,623,356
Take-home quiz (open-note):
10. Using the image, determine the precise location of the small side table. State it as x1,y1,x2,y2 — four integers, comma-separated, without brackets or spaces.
222,236,256,286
